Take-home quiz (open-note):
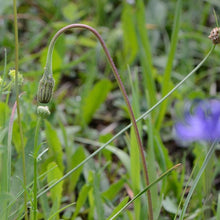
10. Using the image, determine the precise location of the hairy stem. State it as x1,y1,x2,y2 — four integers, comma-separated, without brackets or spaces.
13,0,28,219
44,24,153,220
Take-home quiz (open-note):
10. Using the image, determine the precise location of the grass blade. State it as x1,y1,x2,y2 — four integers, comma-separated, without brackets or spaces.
48,202,75,220
72,184,91,219
107,197,129,220
178,141,217,220
109,163,181,220
156,0,182,129
216,194,220,220
136,0,157,107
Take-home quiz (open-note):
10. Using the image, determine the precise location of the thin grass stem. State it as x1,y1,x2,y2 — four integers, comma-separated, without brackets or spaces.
13,0,28,219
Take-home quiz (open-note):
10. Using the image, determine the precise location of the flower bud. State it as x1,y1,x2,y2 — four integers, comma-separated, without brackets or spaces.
208,27,220,44
37,105,51,118
37,74,55,104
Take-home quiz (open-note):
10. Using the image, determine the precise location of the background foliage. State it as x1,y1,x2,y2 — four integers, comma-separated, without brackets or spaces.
1,0,220,219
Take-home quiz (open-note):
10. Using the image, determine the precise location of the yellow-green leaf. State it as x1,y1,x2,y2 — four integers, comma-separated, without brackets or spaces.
81,79,112,125
47,162,63,219
45,121,64,172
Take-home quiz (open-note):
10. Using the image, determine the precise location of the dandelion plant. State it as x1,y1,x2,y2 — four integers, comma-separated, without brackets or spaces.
37,23,154,220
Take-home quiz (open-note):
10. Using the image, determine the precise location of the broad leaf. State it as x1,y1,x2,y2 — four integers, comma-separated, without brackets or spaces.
81,79,112,125
45,121,64,171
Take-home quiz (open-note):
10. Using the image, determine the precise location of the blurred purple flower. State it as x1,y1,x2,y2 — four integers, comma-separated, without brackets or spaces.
175,99,220,142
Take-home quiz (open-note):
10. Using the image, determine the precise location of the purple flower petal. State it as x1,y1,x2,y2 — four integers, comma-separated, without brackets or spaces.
175,99,220,142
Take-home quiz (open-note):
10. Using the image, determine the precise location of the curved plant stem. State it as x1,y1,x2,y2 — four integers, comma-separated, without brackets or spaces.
13,0,28,219
33,117,42,220
36,44,215,205
44,24,153,220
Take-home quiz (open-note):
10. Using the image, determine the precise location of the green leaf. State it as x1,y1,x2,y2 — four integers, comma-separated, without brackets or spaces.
102,178,125,200
162,197,179,214
68,146,86,193
179,141,217,220
107,196,129,220
93,171,105,220
130,127,140,219
45,121,64,172
136,0,157,107
128,68,141,219
0,127,7,144
82,79,112,125
154,131,181,197
12,120,27,154
88,171,95,220
0,102,10,127
109,164,181,220
62,2,85,22
78,37,97,48
105,145,130,172
47,162,63,220
146,118,162,219
122,3,138,64
72,184,91,219
156,0,182,129
0,192,14,219
62,2,77,21
216,194,220,220
48,202,75,220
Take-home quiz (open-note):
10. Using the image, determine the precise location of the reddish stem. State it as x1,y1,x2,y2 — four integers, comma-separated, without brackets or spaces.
45,24,153,220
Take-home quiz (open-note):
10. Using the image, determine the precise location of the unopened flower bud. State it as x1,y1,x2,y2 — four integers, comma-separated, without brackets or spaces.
208,27,220,44
37,105,51,118
37,74,55,104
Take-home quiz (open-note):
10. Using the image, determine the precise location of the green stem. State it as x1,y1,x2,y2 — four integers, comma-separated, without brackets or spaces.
33,117,42,220
44,24,153,220
13,1,28,219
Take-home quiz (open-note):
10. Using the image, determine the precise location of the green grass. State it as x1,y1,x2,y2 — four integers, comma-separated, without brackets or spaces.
0,0,220,219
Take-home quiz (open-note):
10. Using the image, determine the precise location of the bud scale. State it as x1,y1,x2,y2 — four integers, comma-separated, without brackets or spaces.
37,75,55,104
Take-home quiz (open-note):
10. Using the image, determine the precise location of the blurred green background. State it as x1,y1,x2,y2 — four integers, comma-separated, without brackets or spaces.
1,0,220,219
